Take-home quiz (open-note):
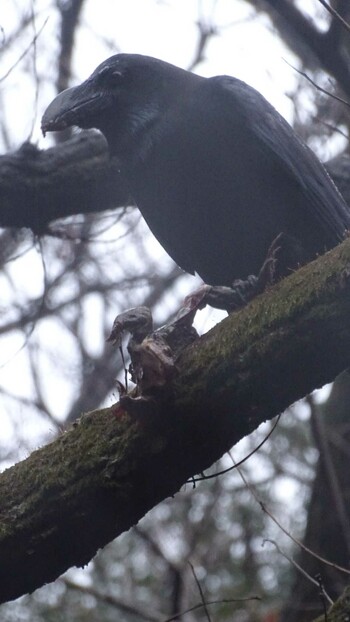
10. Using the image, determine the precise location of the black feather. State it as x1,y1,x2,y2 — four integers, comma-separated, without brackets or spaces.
42,54,350,285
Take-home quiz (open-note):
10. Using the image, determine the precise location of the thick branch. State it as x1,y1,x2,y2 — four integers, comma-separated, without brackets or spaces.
0,132,130,231
1,237,350,603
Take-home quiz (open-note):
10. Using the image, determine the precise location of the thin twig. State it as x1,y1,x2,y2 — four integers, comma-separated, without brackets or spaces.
189,562,212,622
63,579,162,622
63,578,261,622
307,395,350,559
191,414,281,483
27,0,40,141
162,596,261,622
0,17,48,82
317,0,350,35
284,59,350,109
263,539,333,606
230,453,350,576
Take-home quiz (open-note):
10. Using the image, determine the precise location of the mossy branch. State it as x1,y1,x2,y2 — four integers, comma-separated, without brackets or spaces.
1,238,350,604
313,585,350,622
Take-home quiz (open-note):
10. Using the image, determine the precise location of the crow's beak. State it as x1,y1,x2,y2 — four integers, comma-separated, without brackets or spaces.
41,81,102,136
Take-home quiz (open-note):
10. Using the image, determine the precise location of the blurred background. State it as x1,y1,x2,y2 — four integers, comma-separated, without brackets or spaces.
1,1,350,620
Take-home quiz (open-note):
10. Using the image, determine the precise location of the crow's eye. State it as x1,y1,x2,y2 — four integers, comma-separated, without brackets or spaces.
97,67,123,87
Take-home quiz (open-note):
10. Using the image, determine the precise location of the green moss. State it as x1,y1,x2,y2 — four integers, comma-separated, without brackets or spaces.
173,237,350,415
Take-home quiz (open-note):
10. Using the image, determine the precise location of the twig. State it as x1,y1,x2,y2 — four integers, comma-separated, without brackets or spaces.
189,562,211,622
191,414,281,483
162,596,261,622
263,539,333,606
307,395,350,560
0,17,48,82
317,0,350,35
63,578,261,622
230,453,350,576
63,579,162,622
27,1,40,141
283,59,350,109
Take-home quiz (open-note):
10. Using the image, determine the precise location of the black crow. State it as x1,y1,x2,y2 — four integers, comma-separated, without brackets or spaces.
42,54,350,286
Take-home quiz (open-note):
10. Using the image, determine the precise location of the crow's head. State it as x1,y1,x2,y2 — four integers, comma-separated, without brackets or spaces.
41,54,195,155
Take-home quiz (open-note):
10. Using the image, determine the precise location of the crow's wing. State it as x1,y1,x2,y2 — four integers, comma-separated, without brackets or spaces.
215,75,350,242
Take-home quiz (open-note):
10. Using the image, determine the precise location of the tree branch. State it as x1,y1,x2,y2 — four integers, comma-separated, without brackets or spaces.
0,132,130,231
249,0,350,97
1,237,350,604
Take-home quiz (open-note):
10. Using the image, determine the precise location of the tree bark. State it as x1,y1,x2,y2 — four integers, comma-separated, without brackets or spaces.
0,132,130,231
1,237,350,604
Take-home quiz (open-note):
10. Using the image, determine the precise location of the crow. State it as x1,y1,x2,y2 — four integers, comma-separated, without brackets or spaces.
42,54,350,287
